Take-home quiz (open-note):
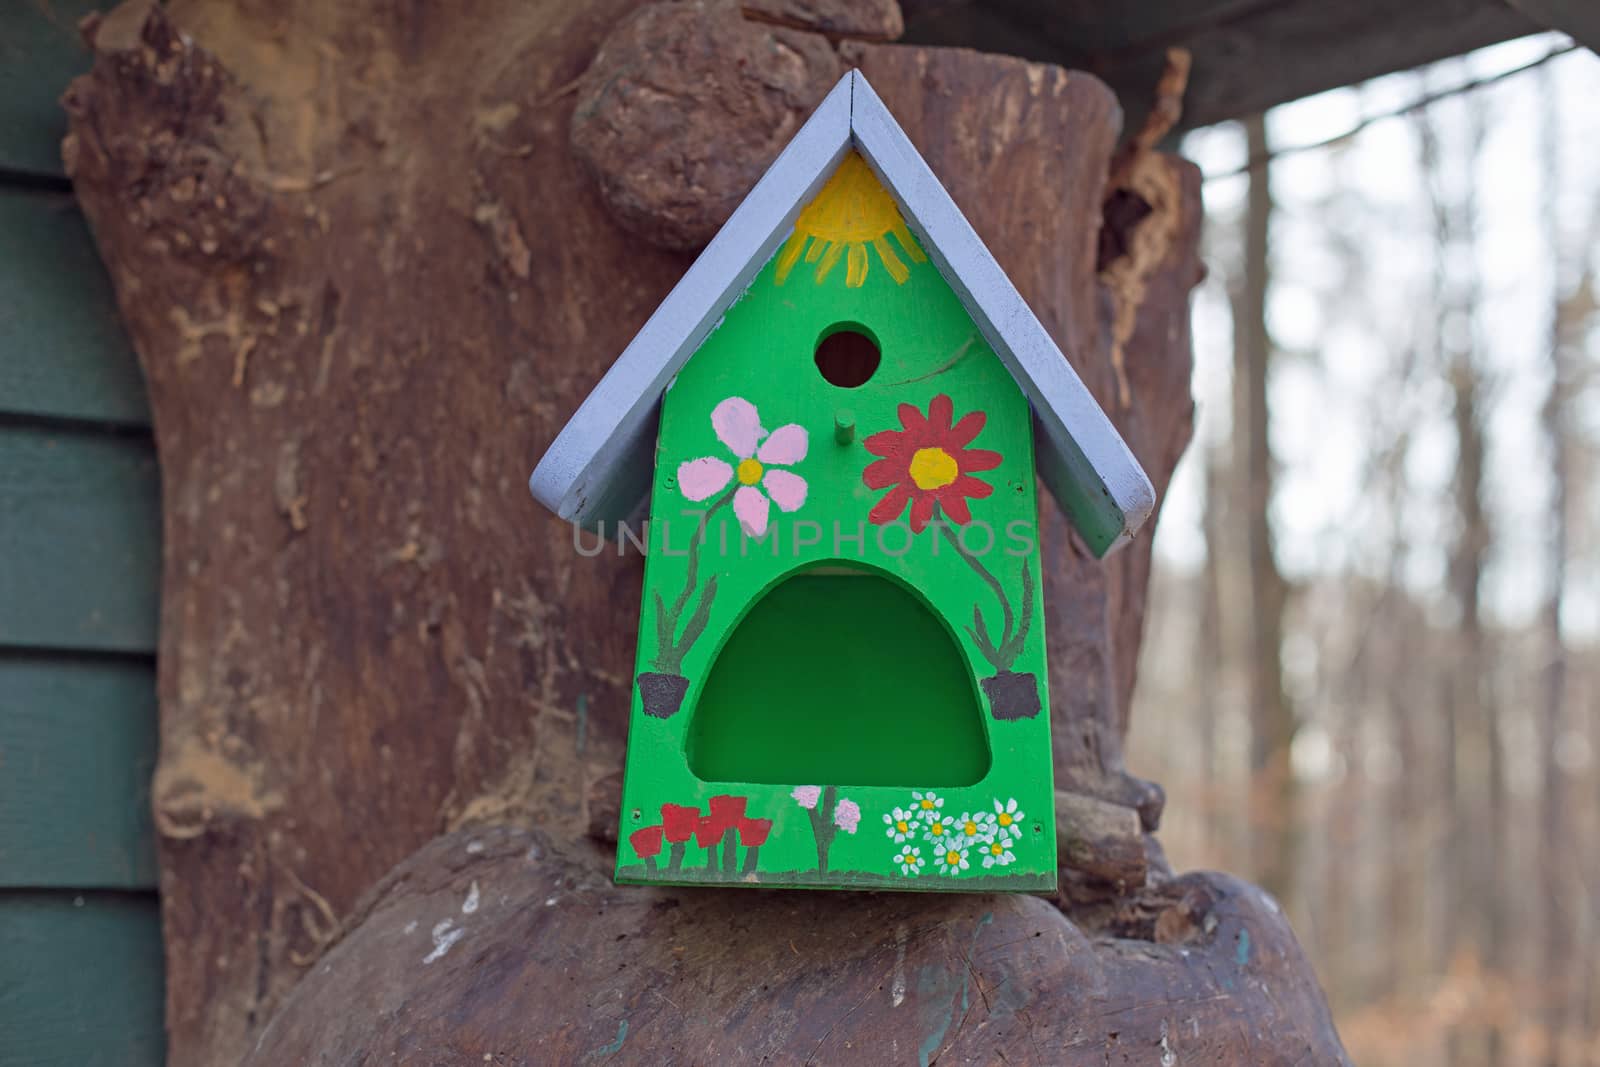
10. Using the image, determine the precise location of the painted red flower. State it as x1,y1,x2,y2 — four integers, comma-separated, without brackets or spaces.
661,803,700,844
629,825,664,859
739,817,773,848
863,394,1001,531
693,814,725,848
708,795,747,827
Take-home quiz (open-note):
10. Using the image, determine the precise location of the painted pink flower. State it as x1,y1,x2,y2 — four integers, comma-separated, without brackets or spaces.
833,798,861,835
791,785,822,810
677,396,808,538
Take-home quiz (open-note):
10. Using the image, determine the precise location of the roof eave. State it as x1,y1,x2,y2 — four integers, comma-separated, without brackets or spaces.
528,73,854,526
846,71,1155,557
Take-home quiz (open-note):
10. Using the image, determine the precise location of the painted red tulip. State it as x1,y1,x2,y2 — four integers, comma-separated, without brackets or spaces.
629,825,664,858
708,795,747,827
661,803,700,844
739,818,772,847
694,814,724,849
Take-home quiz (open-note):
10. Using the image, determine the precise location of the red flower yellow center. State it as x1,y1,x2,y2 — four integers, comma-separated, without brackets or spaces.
909,447,958,490
737,458,764,485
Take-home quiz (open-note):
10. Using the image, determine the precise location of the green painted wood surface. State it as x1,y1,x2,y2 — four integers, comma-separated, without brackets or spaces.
0,655,158,889
0,1,105,176
688,571,991,786
0,188,150,427
0,891,165,1065
617,153,1055,892
0,424,160,653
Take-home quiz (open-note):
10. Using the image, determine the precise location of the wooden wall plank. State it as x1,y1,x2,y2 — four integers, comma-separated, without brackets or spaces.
0,425,159,653
0,188,149,427
0,1,106,176
0,891,165,1065
0,655,158,889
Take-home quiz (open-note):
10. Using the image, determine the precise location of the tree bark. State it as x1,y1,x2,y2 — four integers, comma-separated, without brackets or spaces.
61,2,1345,1063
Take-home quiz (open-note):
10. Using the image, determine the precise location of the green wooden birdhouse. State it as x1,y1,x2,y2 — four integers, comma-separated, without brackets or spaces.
530,71,1153,892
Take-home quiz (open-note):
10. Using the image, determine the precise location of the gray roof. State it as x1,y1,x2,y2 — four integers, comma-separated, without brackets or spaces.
529,70,1154,557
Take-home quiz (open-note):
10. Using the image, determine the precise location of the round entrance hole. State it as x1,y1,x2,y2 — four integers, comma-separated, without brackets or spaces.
814,324,881,388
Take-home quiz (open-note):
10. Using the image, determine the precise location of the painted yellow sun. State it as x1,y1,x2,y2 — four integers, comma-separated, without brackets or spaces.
775,152,926,288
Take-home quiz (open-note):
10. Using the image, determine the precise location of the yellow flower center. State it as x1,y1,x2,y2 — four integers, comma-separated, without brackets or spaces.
991,843,1003,855
963,821,977,836
920,799,934,810
998,812,1013,827
737,458,764,485
909,447,959,490
946,852,961,865
896,820,909,833
931,823,944,836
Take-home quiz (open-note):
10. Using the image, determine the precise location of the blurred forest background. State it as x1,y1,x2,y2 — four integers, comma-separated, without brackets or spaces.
1129,32,1600,1067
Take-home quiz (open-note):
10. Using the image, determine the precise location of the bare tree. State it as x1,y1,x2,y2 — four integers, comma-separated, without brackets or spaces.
1232,115,1298,906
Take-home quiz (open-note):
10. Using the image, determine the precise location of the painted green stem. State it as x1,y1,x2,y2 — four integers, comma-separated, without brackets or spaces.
935,513,1032,670
807,786,840,873
667,842,686,874
652,490,732,672
721,828,739,874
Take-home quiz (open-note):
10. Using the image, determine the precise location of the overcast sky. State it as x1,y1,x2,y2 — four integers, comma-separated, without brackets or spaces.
1162,34,1600,639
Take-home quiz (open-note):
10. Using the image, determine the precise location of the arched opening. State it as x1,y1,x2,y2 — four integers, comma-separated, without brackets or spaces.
687,567,990,787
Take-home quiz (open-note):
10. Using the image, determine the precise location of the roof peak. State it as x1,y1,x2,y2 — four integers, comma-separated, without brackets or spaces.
530,69,1153,557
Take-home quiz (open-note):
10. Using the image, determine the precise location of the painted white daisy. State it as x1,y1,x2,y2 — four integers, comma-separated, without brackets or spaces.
992,797,1026,840
920,812,954,845
911,790,945,817
883,807,918,844
953,810,997,845
934,843,970,875
895,845,924,876
980,839,1016,869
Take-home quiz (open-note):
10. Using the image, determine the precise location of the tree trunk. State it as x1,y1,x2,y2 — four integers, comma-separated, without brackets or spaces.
1232,115,1296,907
61,2,1347,1063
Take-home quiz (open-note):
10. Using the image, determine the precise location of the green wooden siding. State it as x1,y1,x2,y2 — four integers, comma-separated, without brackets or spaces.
0,190,152,426
0,424,161,653
0,656,159,889
0,893,166,1066
1,11,166,1058
0,1,103,177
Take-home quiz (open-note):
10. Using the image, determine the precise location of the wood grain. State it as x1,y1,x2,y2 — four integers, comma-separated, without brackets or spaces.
60,1,1339,1062
0,425,160,653
247,825,1349,1066
899,0,1541,132
0,655,159,889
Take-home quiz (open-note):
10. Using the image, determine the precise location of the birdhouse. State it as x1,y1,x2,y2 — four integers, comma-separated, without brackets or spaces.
530,71,1153,892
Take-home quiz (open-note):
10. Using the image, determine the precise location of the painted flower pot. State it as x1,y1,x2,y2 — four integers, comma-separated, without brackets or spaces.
982,671,1041,721
637,672,689,719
